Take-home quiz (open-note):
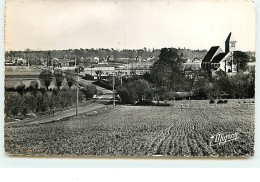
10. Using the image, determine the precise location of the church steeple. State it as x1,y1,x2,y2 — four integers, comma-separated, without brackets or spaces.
225,32,236,53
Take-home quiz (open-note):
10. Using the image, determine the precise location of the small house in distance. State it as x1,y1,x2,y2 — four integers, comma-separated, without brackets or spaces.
182,58,202,70
202,32,237,74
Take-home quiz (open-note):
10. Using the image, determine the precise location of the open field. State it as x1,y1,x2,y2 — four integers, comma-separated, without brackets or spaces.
5,66,41,76
5,100,254,157
5,66,42,89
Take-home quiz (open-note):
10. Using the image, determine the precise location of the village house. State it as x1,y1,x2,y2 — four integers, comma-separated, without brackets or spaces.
202,32,237,74
182,58,202,70
82,64,117,79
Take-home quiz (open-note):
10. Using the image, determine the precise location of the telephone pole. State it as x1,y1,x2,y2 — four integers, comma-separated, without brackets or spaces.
113,72,116,107
76,72,79,117
91,57,93,76
51,58,54,74
75,56,79,117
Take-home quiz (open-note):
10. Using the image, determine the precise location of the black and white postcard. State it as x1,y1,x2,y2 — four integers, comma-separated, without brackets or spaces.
4,0,256,157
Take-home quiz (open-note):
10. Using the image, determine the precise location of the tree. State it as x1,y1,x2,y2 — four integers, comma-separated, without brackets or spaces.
39,70,53,90
65,73,76,88
233,51,249,72
98,49,108,59
117,79,152,104
95,70,103,81
193,77,211,99
116,85,129,104
248,67,255,98
150,48,185,92
54,70,64,90
133,79,152,101
107,74,122,86
15,84,26,96
28,80,39,96
5,93,23,116
81,85,97,100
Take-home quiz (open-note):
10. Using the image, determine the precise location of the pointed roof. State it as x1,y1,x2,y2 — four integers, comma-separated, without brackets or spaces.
202,46,221,63
225,32,236,42
225,32,232,44
211,53,228,63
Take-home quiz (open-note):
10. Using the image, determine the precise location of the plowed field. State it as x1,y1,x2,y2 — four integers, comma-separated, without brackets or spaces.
5,100,254,157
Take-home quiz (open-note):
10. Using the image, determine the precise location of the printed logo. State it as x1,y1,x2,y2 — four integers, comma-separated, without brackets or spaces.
210,131,239,147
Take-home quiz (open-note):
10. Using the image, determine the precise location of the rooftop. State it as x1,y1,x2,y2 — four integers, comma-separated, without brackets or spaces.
202,46,221,63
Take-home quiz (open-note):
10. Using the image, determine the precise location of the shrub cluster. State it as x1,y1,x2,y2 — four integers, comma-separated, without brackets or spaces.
116,79,153,104
93,80,113,90
209,99,215,104
81,85,97,100
216,99,228,104
5,90,84,118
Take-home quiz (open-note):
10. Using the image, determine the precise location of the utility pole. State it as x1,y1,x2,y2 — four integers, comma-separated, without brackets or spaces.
75,56,77,68
113,72,116,107
120,74,122,86
51,58,54,74
75,56,79,117
119,71,123,86
91,57,93,76
76,72,79,117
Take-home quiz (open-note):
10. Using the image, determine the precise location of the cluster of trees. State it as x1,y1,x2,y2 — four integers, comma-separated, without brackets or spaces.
193,69,255,99
39,70,75,90
5,90,85,118
117,79,153,104
5,69,97,118
38,70,97,100
114,48,254,104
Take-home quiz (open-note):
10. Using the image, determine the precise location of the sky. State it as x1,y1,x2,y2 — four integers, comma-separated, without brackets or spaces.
5,0,256,51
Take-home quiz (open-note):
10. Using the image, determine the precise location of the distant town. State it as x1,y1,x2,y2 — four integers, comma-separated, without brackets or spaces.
5,34,255,82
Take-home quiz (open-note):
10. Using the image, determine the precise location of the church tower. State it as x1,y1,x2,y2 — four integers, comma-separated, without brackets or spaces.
225,32,236,53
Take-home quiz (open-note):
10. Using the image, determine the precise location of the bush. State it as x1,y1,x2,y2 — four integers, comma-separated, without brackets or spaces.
217,100,224,104
27,80,40,95
117,85,129,104
209,99,215,104
223,99,228,103
5,93,23,116
5,90,85,119
83,74,94,80
39,70,53,90
16,84,26,96
54,70,64,90
65,74,75,88
81,85,97,100
135,100,155,106
116,79,153,105
93,80,113,90
155,103,170,106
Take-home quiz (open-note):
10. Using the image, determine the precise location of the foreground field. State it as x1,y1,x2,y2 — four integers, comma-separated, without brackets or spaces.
5,100,255,157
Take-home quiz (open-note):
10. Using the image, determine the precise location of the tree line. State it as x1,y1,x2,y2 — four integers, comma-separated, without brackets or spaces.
5,48,209,66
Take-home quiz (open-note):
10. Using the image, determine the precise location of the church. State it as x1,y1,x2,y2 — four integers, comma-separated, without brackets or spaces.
201,32,237,73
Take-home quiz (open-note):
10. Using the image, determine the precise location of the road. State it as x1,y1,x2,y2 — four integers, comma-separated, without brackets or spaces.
78,78,114,100
6,100,108,127
78,78,113,94
6,78,114,127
